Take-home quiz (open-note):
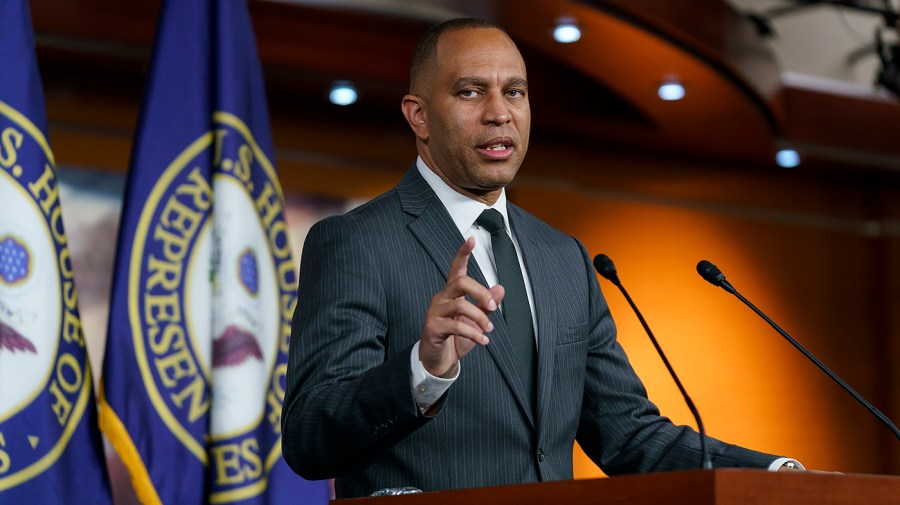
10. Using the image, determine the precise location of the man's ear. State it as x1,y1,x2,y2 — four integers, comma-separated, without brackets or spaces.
401,95,429,141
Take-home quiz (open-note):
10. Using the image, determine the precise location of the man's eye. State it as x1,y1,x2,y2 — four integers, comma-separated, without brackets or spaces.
506,89,525,98
459,89,478,98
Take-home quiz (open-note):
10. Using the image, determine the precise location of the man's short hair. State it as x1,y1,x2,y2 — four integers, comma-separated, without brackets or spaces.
409,18,509,92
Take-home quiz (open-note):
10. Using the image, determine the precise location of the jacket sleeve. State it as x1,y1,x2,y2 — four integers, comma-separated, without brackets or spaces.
281,216,431,480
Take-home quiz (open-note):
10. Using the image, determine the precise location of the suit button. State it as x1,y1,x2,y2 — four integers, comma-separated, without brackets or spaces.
538,448,545,462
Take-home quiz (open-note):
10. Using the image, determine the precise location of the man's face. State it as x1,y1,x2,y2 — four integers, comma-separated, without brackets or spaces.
409,28,531,205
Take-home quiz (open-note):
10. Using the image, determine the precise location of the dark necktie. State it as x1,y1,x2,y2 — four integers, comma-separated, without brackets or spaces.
476,209,536,408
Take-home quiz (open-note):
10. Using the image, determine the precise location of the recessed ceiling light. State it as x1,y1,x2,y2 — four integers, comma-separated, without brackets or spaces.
658,82,685,101
329,82,358,106
553,23,581,43
775,149,800,168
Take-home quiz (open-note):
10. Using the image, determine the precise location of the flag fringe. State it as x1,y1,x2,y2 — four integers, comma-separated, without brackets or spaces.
98,381,164,505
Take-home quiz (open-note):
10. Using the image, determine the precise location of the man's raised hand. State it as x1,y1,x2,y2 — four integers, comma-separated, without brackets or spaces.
419,237,504,377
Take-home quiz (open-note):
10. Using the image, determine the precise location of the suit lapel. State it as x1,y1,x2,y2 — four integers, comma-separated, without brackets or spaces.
398,166,536,427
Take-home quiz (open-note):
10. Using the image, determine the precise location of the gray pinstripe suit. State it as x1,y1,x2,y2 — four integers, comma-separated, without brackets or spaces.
282,165,780,498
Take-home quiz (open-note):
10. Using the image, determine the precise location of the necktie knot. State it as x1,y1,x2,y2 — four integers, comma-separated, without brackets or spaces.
476,208,506,235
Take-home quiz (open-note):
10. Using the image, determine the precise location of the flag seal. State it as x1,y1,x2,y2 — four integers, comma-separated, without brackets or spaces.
126,111,295,501
0,101,93,491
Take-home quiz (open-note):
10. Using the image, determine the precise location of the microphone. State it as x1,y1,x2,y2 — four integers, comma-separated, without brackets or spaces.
696,260,734,293
697,260,900,442
594,254,713,469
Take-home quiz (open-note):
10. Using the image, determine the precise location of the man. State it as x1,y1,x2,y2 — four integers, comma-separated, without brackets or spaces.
282,18,798,498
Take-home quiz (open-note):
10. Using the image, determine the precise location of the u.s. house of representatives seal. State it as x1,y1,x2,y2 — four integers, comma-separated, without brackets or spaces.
0,100,93,491
129,111,294,502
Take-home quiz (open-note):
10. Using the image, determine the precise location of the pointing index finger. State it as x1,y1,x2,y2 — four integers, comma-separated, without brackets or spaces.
448,237,475,281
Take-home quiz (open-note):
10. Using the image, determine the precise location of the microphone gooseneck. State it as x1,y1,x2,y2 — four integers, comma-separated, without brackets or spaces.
594,254,713,470
696,260,900,442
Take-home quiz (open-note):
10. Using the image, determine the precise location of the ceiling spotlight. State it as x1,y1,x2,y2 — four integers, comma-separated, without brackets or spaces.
329,82,358,106
553,23,581,44
775,148,800,168
657,81,685,101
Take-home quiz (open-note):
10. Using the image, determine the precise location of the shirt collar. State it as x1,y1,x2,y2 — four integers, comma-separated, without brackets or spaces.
416,156,510,235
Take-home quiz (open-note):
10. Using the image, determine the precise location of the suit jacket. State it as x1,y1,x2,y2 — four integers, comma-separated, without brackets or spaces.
282,165,779,498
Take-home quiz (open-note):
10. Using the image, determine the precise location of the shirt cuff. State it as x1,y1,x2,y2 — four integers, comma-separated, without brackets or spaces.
410,341,459,412
768,457,805,472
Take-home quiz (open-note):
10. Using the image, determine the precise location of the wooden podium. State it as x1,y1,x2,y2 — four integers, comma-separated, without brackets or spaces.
333,469,900,505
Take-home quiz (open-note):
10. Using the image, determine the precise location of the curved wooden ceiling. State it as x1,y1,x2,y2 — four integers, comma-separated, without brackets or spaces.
28,0,900,181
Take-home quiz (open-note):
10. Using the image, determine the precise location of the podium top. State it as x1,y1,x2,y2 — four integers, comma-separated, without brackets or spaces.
333,469,900,505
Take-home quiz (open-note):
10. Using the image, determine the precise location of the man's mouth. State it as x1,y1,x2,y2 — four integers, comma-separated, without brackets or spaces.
478,138,514,160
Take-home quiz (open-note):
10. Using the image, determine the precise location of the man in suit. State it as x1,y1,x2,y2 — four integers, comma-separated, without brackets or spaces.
282,18,797,498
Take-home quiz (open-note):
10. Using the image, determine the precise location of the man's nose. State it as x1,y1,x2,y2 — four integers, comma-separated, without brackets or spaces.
482,91,511,125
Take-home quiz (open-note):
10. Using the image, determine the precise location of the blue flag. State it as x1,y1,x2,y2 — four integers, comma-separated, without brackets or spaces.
0,1,113,503
98,0,330,503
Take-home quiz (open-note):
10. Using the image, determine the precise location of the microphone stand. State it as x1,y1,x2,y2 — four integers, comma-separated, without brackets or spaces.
596,255,714,469
697,260,900,442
